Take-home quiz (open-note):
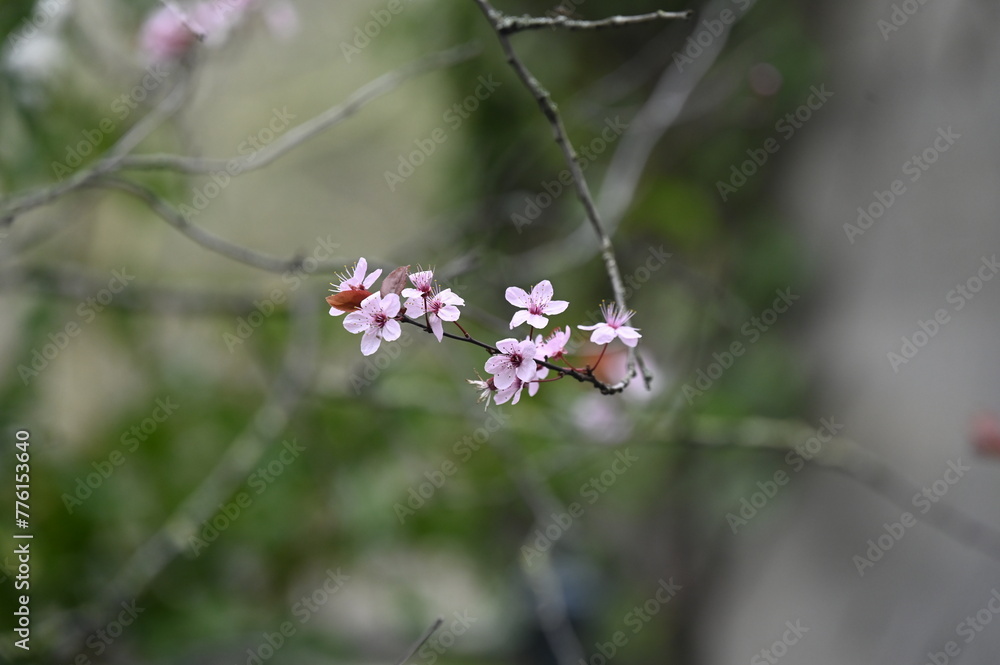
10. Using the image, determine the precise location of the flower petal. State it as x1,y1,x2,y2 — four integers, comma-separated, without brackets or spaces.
543,299,569,315
359,330,381,356
616,326,642,340
577,323,601,331
589,325,617,345
496,338,520,354
430,316,444,342
531,280,554,303
329,307,345,317
485,356,507,373
382,319,401,341
509,310,531,329
515,359,538,383
437,305,461,322
526,313,548,329
353,257,368,283
343,312,369,333
362,268,383,290
381,293,401,317
493,367,517,389
505,286,530,308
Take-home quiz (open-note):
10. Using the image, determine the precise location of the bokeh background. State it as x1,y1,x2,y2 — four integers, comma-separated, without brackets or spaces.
2,0,999,663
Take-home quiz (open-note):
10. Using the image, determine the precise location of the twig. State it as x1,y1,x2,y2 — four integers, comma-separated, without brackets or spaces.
0,264,262,315
0,43,479,222
400,316,625,395
117,42,481,175
89,176,350,274
470,0,652,391
498,10,692,35
393,617,444,665
47,292,320,661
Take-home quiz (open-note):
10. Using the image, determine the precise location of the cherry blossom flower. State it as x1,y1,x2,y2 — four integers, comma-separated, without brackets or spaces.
327,257,382,316
404,288,465,341
536,327,571,360
343,293,401,356
505,280,569,329
485,338,538,389
578,303,641,347
401,270,435,299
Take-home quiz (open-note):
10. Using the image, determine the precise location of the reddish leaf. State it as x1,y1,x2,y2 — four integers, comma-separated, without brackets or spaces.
380,265,410,297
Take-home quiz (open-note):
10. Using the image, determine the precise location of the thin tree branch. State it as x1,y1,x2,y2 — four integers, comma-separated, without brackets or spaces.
116,42,481,175
0,43,479,222
470,0,653,391
393,617,444,665
89,176,350,274
47,292,321,661
400,316,626,395
498,10,692,35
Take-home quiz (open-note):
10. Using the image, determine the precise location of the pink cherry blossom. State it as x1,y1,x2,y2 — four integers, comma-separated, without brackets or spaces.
536,327,571,360
578,303,641,347
328,257,383,317
139,6,199,62
401,270,434,299
404,288,465,341
484,338,538,389
505,280,569,329
343,292,401,356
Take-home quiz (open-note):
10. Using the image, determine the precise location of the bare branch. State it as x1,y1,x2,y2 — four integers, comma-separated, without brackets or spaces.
498,9,692,35
90,176,350,274
393,617,444,665
470,0,654,391
117,42,481,175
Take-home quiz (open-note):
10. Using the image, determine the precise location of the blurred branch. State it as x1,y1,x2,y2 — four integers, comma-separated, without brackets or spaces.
686,416,1000,566
497,10,692,35
393,617,444,665
0,43,479,223
493,441,588,665
0,264,261,314
90,176,350,274
117,42,481,175
0,65,196,224
470,0,655,392
48,292,321,661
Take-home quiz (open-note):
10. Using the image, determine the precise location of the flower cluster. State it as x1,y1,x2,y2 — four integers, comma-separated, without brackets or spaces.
327,258,642,405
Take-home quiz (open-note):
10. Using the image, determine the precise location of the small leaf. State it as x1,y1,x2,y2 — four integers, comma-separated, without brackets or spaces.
326,289,371,312
380,265,410,297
